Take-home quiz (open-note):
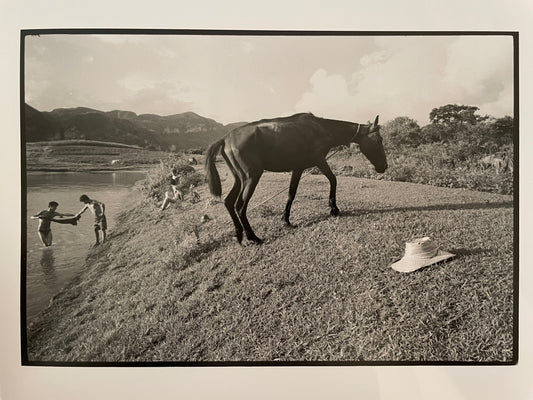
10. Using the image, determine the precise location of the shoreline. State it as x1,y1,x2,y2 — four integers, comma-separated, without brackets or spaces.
26,165,153,173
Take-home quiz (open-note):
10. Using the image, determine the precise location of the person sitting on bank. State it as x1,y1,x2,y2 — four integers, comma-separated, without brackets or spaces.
161,167,184,210
75,194,107,245
189,183,200,204
31,201,78,247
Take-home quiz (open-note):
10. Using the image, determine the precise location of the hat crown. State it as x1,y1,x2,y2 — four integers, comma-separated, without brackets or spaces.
391,237,455,273
404,237,439,259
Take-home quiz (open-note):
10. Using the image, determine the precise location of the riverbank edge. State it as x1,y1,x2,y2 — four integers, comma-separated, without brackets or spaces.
26,165,154,173
25,184,145,338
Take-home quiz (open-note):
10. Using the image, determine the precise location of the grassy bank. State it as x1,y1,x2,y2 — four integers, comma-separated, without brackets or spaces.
26,160,514,363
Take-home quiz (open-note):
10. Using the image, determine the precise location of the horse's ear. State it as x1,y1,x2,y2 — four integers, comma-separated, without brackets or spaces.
374,115,379,126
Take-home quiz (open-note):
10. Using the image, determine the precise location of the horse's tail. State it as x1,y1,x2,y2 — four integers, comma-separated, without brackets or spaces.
205,139,225,197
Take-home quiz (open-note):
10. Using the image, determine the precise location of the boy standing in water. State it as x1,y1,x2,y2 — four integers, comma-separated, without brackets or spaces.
75,194,107,245
31,201,78,247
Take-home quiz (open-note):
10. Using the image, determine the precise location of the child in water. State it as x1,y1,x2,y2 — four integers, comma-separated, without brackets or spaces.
31,201,78,247
75,194,107,245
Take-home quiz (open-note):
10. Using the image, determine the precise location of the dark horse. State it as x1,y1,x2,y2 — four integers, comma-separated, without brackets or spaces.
205,112,387,244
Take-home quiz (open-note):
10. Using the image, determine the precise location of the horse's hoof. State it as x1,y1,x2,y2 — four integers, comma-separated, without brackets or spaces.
284,222,297,229
330,208,340,216
232,235,243,245
248,237,264,245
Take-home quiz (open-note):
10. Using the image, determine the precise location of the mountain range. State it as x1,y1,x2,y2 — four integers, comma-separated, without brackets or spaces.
24,104,247,151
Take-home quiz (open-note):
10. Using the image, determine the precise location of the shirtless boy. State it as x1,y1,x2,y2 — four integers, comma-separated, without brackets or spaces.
161,167,183,210
76,194,107,245
31,201,77,247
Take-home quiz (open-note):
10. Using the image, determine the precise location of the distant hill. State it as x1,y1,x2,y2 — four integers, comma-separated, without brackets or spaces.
23,104,246,151
24,104,64,142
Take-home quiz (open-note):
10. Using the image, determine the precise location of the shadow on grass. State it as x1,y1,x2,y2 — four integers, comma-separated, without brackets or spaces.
297,201,514,229
353,200,513,214
449,247,493,257
203,201,513,248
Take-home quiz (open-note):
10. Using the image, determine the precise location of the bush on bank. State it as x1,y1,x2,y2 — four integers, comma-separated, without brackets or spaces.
329,108,514,195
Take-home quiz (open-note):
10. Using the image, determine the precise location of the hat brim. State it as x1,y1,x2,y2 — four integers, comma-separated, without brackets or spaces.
390,250,455,273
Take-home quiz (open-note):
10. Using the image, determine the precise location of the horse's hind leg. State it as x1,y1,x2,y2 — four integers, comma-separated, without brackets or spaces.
283,168,303,226
225,179,244,243
238,172,263,244
316,160,340,216
221,151,245,243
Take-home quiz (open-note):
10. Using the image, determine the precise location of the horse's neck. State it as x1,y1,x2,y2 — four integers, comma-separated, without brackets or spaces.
321,119,359,146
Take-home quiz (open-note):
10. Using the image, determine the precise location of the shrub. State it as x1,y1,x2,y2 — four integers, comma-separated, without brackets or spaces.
386,164,415,182
327,141,513,195
382,117,422,148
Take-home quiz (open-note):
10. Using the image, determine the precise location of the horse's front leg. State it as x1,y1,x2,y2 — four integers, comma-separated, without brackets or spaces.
316,160,340,216
283,169,303,226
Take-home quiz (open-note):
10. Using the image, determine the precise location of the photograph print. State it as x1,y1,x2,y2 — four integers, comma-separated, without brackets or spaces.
22,31,516,365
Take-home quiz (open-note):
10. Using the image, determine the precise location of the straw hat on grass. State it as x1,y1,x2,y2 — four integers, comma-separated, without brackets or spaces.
390,237,455,273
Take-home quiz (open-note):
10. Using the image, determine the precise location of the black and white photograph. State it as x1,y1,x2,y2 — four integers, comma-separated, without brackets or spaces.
2,1,532,398
21,31,516,365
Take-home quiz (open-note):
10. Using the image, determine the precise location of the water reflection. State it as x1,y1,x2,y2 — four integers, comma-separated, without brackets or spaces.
26,170,146,188
40,248,56,279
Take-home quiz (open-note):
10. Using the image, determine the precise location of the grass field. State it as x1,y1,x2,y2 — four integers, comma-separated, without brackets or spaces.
26,159,515,364
25,140,173,171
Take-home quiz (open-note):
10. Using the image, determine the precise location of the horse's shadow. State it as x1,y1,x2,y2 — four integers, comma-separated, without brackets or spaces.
296,201,514,229
207,200,513,248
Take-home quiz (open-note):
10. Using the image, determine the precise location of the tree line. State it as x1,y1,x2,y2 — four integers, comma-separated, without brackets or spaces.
382,104,514,156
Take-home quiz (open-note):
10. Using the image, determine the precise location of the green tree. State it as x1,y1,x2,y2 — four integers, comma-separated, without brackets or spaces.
429,104,487,127
382,116,422,147
420,123,448,143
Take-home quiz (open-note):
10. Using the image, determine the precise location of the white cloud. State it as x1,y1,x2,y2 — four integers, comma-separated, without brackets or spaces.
294,36,513,125
360,50,387,66
443,36,513,115
295,69,360,120
478,83,514,118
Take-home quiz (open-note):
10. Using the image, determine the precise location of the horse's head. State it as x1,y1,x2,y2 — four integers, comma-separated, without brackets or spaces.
357,115,388,173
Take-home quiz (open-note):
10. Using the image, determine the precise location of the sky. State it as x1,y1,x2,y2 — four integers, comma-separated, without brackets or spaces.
24,33,514,126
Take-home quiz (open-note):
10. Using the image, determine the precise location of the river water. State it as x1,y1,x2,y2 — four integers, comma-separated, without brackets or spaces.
25,170,147,324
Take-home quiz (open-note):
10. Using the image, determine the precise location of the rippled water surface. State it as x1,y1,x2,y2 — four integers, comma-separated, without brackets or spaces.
25,170,146,323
